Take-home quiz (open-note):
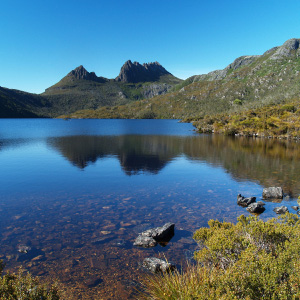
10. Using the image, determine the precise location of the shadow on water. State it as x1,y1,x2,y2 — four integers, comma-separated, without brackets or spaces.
47,134,300,196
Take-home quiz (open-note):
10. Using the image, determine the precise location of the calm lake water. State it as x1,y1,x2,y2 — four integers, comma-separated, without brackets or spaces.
0,119,299,299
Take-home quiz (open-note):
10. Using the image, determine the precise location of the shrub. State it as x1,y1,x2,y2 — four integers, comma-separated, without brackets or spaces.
233,99,243,105
141,214,300,299
0,261,60,300
280,104,297,113
137,110,157,119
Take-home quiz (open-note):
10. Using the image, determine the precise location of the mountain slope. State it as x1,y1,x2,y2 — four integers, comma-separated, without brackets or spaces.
65,38,300,120
0,87,50,118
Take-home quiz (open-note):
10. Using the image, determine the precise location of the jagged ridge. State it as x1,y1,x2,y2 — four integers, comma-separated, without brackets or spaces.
115,60,171,83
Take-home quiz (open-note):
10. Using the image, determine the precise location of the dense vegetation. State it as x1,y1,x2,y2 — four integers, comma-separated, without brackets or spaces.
0,260,60,299
142,214,300,299
192,99,300,139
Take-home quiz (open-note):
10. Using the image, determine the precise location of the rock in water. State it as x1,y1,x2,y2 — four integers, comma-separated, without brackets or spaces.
17,245,31,253
273,206,289,214
133,236,157,248
134,223,175,247
143,257,175,273
237,194,256,207
141,223,175,241
262,187,283,199
246,202,265,214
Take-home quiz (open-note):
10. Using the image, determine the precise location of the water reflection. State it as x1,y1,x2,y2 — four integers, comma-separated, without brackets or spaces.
47,135,181,174
47,134,300,195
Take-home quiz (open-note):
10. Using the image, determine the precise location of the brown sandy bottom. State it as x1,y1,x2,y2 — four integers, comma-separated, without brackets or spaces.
0,189,258,299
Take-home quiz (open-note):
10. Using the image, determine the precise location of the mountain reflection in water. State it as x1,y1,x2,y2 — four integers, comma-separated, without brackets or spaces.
47,134,300,195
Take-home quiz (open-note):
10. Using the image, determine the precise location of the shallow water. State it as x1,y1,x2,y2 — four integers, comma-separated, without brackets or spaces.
0,119,299,299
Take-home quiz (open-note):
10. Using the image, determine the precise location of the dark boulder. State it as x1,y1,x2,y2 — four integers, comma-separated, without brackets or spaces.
237,194,256,207
246,202,265,214
134,223,175,248
141,223,175,241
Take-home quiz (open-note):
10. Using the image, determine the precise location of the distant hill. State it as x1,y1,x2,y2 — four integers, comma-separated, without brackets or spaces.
0,86,50,118
65,38,300,121
0,61,182,118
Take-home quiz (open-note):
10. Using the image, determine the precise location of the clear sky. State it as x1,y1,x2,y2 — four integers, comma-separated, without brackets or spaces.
1,0,300,94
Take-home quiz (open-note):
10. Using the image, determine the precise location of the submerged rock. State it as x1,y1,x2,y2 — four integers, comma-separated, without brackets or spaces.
17,245,31,253
246,202,265,214
84,276,103,288
143,257,175,273
237,194,256,207
263,187,283,199
273,206,289,214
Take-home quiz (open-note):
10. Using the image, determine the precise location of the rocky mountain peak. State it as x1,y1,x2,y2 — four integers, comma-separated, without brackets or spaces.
65,65,107,83
270,38,300,60
67,65,99,81
115,60,171,83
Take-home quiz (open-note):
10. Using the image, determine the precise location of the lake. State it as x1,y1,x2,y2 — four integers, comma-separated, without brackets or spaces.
0,119,299,299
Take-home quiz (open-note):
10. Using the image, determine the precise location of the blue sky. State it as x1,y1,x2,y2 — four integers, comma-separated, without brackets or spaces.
1,0,300,93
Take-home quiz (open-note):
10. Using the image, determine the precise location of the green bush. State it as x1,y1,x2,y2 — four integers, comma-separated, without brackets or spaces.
141,214,300,299
233,99,243,105
0,260,60,300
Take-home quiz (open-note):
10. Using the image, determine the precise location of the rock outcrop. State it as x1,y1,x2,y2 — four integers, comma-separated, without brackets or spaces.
115,60,171,83
270,38,300,60
192,55,260,82
142,83,172,98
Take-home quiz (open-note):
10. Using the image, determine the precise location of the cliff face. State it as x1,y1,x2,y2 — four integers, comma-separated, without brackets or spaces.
115,60,171,83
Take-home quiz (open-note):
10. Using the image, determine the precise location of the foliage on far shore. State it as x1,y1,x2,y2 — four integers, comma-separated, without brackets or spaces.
192,99,300,139
141,214,300,299
0,261,60,300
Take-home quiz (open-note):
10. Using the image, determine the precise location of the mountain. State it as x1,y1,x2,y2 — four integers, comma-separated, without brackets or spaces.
2,38,300,121
115,60,171,83
65,38,300,122
41,62,182,116
0,61,182,118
